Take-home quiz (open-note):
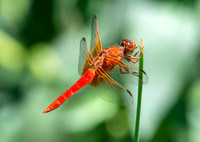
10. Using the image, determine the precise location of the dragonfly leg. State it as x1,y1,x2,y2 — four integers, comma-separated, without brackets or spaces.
134,50,140,57
125,50,143,64
119,65,139,77
134,45,140,51
119,65,128,74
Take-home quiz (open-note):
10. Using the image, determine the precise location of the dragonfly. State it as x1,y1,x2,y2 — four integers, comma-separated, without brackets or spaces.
43,15,148,113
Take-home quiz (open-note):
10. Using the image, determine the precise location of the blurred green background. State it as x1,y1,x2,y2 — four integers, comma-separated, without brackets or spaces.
0,0,200,142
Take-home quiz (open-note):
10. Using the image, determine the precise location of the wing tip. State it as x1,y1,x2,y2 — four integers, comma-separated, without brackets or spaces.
93,15,97,20
82,37,86,41
127,89,132,97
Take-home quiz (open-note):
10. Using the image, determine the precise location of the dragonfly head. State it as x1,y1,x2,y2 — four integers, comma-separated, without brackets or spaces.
121,39,136,55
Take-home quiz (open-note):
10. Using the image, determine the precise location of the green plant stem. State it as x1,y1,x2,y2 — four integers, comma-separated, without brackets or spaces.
134,39,144,142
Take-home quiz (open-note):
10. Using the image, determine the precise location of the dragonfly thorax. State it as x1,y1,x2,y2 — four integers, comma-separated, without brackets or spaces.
91,46,124,73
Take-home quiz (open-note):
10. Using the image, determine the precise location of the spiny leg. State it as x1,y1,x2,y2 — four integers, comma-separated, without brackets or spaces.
119,64,147,84
119,64,130,74
119,64,139,77
125,50,143,64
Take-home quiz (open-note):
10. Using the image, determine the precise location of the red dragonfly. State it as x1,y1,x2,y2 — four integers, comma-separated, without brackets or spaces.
43,15,147,113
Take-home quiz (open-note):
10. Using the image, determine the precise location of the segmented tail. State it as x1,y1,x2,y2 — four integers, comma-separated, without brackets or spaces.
43,68,96,113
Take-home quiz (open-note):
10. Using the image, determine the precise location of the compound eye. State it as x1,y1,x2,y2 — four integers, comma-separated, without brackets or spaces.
128,41,133,47
121,41,126,46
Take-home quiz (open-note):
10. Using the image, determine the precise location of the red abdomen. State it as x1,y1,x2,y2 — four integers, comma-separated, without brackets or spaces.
43,68,96,113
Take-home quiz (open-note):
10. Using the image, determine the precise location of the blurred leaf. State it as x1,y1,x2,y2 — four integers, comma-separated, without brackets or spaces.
0,30,25,72
0,0,30,35
20,0,56,46
28,43,63,84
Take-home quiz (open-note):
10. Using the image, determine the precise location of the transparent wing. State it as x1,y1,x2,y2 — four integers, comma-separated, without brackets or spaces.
78,38,93,75
90,15,102,58
89,67,133,106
